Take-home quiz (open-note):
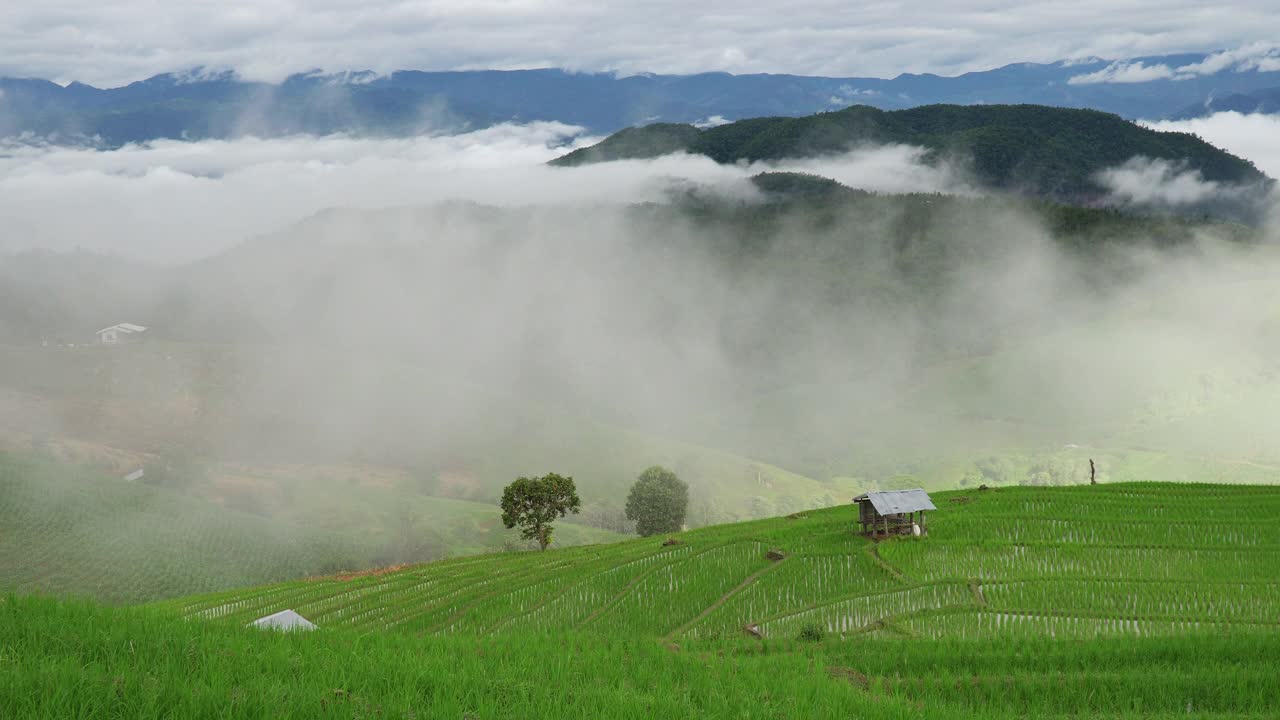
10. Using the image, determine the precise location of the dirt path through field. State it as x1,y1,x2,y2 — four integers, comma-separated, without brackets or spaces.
665,556,791,641
865,543,909,582
576,544,725,630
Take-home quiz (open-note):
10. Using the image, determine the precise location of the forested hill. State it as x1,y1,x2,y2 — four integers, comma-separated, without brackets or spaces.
552,104,1268,198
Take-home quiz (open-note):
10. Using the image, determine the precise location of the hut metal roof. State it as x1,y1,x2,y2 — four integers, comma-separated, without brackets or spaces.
853,489,936,515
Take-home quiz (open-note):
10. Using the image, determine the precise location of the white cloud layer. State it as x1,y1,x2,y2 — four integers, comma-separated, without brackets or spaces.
0,126,968,262
1144,112,1280,178
1,2,1278,86
1176,43,1280,75
1068,61,1178,85
4,111,1277,266
1069,42,1280,84
1096,157,1226,205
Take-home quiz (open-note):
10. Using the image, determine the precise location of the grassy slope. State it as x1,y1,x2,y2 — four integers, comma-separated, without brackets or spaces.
0,453,361,604
7,482,1280,718
0,453,624,604
10,597,1277,720
159,482,1280,638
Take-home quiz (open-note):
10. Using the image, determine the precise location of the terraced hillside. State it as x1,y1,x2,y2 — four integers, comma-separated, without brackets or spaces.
9,482,1280,718
164,482,1280,640
0,454,368,604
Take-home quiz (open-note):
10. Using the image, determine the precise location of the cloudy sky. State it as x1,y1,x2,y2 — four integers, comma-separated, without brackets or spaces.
3,1,1279,264
2,1,1278,87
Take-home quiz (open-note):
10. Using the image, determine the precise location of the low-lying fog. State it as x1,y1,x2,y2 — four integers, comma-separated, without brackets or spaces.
2,110,1280,525
0,124,974,262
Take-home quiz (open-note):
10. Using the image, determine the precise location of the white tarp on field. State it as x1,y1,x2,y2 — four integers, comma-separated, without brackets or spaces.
250,609,317,631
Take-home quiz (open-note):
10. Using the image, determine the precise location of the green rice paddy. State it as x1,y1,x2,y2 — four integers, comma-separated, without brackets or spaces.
6,482,1280,717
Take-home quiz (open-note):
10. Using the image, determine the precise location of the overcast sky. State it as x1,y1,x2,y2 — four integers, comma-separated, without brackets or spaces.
2,1,1277,87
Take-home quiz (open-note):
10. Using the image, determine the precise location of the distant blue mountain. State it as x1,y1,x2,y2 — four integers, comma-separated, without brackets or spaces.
1173,86,1280,118
2,53,1279,145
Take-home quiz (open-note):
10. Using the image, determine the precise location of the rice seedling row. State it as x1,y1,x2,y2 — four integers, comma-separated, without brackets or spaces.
518,544,698,632
757,582,974,638
982,578,1280,622
688,551,904,636
585,541,772,636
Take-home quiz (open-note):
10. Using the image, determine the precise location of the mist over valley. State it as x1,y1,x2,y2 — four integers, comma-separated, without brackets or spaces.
5,20,1280,716
5,104,1280,590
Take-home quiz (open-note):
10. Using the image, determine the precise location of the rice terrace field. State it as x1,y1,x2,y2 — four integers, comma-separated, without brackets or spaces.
6,481,1280,718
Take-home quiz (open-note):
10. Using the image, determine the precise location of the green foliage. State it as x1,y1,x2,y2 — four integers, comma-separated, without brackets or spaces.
797,622,825,641
748,171,866,202
624,465,689,536
500,472,582,550
549,123,702,166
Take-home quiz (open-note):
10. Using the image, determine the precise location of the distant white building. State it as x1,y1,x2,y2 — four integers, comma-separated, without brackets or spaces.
96,323,148,345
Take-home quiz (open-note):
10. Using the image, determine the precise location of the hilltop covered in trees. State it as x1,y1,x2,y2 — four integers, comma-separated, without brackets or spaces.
553,104,1268,201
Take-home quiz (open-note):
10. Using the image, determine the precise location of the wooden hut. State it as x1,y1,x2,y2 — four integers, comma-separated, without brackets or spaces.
854,489,936,537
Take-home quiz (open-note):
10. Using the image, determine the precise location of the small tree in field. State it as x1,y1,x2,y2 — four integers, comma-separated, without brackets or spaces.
625,466,689,537
500,473,581,551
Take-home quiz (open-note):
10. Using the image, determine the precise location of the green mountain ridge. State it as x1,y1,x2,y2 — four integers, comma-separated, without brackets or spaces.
554,103,1268,200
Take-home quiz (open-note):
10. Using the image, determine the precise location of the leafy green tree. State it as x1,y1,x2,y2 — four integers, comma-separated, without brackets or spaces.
624,466,689,536
500,473,581,551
